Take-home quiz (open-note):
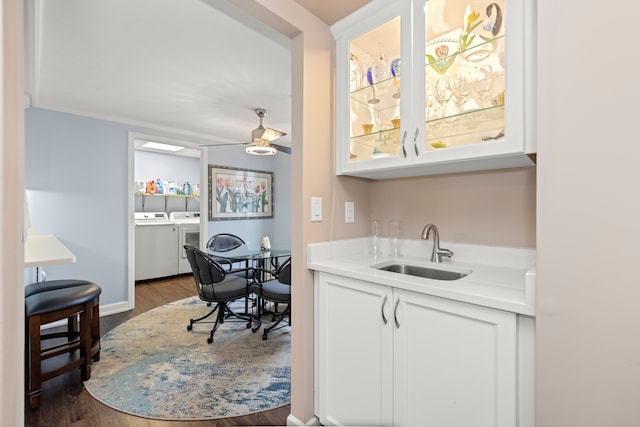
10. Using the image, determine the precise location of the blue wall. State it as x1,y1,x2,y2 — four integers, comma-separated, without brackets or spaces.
205,148,291,249
25,108,137,304
25,107,291,306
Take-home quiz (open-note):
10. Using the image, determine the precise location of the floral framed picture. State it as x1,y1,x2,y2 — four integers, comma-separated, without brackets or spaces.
208,165,273,220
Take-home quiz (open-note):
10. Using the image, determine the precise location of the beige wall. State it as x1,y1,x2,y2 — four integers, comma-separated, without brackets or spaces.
536,0,640,425
1,0,26,424
370,167,536,247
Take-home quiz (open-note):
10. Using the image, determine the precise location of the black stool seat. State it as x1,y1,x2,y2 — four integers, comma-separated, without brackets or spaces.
25,279,96,298
25,283,101,316
25,282,101,409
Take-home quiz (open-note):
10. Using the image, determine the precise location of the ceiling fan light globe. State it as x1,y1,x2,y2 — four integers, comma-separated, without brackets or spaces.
246,144,277,156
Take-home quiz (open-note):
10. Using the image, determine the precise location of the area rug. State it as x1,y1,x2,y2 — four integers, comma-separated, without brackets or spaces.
84,296,290,420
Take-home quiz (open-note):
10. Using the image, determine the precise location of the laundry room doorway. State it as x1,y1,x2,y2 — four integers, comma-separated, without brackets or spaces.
128,132,208,308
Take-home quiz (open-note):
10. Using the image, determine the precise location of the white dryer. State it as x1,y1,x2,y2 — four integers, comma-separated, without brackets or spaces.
169,212,201,274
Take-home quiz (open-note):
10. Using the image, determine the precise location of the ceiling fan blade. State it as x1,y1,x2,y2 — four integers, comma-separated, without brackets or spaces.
271,143,291,154
201,141,290,155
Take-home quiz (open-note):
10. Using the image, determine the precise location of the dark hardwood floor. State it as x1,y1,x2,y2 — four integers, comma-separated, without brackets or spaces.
25,275,291,427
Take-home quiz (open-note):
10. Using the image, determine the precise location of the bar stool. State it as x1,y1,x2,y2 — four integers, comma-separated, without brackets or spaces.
25,282,101,409
25,279,101,362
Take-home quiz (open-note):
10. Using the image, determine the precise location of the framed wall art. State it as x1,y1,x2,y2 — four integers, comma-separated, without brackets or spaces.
208,165,273,220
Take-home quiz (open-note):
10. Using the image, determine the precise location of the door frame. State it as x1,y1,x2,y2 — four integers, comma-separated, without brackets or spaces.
127,131,208,309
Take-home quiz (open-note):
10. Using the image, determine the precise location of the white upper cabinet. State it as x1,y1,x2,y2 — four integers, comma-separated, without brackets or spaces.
332,0,536,179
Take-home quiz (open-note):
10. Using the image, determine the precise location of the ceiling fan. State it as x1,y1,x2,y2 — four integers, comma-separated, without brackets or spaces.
201,108,290,155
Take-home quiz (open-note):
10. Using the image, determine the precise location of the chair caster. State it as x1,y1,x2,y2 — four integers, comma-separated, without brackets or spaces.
246,321,252,329
262,332,268,340
207,336,213,344
187,324,193,331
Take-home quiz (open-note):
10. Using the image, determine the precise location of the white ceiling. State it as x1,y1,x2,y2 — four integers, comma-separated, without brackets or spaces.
24,0,369,150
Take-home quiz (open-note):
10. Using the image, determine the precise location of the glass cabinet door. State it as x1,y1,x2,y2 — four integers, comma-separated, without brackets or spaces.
348,16,404,163
334,0,532,178
422,0,506,152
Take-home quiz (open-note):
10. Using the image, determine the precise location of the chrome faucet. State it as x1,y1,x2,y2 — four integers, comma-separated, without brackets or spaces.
420,224,453,263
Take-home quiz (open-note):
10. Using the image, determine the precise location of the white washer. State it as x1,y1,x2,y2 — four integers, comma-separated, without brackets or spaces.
169,212,201,274
134,212,178,281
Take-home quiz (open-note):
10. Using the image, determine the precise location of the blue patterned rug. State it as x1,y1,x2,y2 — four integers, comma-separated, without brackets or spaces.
84,296,290,420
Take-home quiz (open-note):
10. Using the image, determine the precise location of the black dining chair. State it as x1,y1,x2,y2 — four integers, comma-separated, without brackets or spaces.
206,233,250,273
252,257,291,340
183,244,256,344
206,233,255,307
206,233,245,258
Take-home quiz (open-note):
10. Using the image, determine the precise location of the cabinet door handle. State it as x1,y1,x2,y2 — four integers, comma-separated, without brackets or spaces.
401,130,408,158
381,294,388,325
394,297,400,328
413,128,419,156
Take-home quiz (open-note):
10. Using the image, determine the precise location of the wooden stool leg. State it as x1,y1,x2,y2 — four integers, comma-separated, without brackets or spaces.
91,299,100,361
28,315,42,409
79,304,92,381
67,314,79,341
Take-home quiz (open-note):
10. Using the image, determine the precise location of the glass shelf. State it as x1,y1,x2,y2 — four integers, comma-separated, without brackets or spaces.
349,128,402,162
135,192,199,198
351,74,400,98
425,105,505,150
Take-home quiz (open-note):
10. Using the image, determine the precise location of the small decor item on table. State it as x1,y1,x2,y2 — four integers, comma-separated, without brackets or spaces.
260,236,271,251
391,118,401,129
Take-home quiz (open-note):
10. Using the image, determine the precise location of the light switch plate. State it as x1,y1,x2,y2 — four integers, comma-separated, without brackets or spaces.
311,197,322,222
345,202,354,223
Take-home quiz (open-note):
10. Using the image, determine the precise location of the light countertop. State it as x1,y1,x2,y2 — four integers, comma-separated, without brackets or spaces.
308,238,536,316
24,232,76,267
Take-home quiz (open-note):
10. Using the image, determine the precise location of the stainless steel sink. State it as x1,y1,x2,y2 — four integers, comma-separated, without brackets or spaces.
376,264,469,281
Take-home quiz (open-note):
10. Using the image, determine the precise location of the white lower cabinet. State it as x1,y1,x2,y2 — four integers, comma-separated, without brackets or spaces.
316,272,520,427
316,273,394,426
